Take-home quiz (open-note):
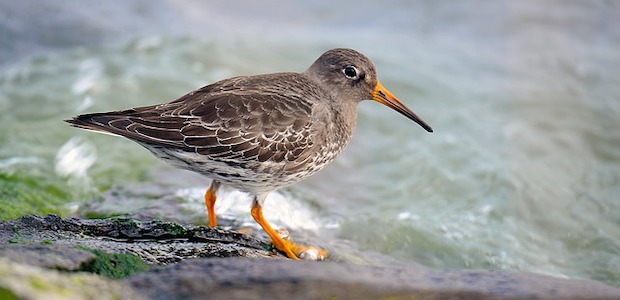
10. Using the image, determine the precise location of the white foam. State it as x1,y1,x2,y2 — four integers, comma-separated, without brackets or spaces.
176,185,322,232
54,137,96,178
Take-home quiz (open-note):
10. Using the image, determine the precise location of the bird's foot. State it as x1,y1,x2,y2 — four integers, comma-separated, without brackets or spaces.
274,228,328,260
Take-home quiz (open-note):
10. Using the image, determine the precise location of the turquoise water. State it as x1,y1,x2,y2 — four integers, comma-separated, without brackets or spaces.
1,0,620,286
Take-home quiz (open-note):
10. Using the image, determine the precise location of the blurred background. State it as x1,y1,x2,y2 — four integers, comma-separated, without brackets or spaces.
1,0,619,286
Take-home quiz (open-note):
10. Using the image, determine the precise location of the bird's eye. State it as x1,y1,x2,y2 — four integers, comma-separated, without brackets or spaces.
343,66,359,79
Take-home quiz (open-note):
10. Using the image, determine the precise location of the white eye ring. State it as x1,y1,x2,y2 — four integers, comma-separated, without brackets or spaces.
343,66,359,79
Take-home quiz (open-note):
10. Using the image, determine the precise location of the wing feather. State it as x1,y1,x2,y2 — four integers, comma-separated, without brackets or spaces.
66,73,324,167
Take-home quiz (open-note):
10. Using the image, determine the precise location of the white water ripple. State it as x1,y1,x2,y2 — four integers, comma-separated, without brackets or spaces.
54,137,96,179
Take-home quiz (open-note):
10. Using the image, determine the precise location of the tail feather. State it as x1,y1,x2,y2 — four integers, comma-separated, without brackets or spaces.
65,111,133,137
65,109,187,147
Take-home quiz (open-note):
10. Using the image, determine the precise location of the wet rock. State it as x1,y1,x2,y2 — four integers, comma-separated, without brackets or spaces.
2,215,620,300
0,214,281,264
128,257,620,300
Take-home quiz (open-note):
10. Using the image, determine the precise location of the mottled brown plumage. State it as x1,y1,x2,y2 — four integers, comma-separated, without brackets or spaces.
66,48,432,260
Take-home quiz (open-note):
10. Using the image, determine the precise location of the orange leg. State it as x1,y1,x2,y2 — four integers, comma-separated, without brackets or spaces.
250,197,328,260
204,180,220,227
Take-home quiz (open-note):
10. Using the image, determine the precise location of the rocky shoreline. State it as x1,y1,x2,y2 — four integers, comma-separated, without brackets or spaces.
1,214,620,299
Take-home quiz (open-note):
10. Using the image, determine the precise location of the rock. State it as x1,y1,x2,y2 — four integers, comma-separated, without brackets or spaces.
128,257,620,300
0,258,145,300
0,244,96,271
0,214,281,264
2,215,620,300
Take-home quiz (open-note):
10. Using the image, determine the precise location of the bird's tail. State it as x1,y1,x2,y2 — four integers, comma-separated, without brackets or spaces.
65,111,131,137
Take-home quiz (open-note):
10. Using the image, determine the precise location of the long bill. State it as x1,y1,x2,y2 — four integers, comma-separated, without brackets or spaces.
371,81,433,133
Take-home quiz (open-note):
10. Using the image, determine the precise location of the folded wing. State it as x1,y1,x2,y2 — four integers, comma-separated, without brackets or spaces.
66,75,320,166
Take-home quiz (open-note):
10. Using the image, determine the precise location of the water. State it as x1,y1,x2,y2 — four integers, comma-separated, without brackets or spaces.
1,0,620,286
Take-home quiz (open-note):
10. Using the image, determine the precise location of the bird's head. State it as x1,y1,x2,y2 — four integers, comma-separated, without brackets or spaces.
305,48,433,133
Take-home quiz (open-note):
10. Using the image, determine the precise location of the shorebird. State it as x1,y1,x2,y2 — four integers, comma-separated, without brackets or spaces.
66,48,433,260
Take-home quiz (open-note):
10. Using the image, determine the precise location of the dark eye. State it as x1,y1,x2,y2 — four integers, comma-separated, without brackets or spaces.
343,66,359,79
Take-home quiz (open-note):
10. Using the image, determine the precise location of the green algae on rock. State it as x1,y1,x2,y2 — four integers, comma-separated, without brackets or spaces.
0,174,69,220
0,258,145,299
76,247,150,279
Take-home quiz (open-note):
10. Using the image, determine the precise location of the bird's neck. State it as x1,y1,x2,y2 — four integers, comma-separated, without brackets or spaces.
330,99,358,150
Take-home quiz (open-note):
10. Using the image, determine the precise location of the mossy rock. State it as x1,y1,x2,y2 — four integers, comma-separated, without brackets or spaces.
0,258,144,299
76,247,150,279
0,173,69,220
